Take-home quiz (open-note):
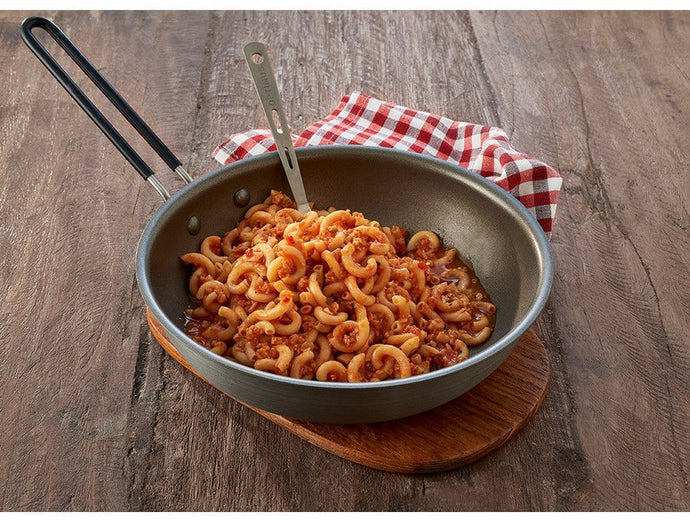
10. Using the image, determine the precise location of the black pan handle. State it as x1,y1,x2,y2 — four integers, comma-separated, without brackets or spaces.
20,16,193,200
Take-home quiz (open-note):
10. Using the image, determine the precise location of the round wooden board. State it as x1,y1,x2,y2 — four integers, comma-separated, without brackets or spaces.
147,309,550,473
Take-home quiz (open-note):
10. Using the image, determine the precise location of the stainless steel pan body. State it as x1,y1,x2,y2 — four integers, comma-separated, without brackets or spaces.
136,145,553,423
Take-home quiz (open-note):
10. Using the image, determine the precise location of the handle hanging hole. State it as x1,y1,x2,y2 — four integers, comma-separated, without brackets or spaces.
251,52,264,64
284,147,293,169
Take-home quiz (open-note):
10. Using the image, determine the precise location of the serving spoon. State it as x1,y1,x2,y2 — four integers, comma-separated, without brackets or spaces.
243,42,311,213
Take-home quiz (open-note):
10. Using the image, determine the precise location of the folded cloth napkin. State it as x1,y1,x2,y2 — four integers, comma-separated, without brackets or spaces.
213,92,562,233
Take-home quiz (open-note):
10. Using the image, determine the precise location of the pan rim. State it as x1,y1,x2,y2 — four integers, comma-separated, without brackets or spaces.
136,145,554,390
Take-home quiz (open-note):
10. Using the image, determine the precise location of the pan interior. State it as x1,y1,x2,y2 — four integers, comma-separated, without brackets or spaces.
140,147,545,363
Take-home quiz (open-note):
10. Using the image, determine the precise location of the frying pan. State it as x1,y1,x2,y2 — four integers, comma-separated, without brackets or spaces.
21,16,554,424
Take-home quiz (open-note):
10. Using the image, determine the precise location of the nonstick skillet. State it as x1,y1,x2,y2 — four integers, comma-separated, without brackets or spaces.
21,16,553,423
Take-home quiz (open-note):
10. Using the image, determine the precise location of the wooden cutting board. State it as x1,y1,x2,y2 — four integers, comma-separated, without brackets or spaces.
147,309,550,473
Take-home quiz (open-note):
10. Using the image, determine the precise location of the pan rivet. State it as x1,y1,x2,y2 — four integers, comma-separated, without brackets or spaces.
186,216,201,235
233,188,250,208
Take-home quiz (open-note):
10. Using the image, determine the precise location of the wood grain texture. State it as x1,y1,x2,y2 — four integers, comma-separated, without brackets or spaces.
146,309,550,474
0,10,688,511
470,11,690,510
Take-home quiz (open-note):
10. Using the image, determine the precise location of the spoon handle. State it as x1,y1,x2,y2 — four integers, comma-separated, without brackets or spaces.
243,42,310,213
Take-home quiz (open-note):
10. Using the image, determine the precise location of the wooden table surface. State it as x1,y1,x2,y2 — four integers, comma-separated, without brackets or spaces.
1,10,688,511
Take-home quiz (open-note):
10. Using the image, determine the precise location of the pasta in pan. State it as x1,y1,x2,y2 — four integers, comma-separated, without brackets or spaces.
181,190,496,382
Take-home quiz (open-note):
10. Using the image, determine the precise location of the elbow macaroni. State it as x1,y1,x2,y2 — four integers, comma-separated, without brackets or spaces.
181,190,496,382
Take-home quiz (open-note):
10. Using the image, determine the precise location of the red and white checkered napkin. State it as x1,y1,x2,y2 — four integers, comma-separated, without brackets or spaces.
213,92,562,233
